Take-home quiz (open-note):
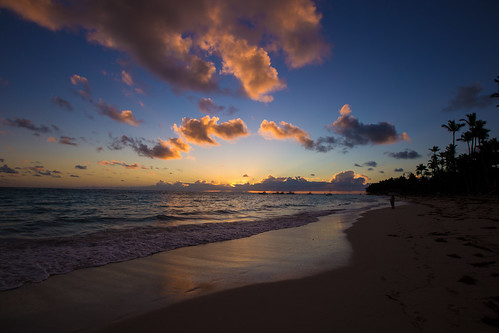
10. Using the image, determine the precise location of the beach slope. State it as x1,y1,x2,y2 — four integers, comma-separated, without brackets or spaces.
102,198,499,332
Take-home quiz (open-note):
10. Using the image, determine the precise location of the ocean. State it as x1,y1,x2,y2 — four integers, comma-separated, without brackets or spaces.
0,188,387,291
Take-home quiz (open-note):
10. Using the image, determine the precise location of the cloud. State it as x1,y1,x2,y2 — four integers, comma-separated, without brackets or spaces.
0,0,328,102
155,171,367,193
111,135,190,160
75,165,87,170
443,83,493,111
243,174,249,177
0,164,18,174
98,160,141,169
70,174,79,178
386,149,422,159
364,161,377,167
259,120,314,149
51,96,73,111
47,136,78,146
2,117,52,133
121,70,134,86
262,105,408,153
174,115,249,145
70,74,92,101
198,98,225,115
394,168,404,172
0,158,3,162
327,105,410,148
24,165,61,177
96,99,142,126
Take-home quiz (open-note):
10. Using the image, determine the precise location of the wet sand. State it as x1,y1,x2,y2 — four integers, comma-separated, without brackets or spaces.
0,211,357,332
101,197,499,332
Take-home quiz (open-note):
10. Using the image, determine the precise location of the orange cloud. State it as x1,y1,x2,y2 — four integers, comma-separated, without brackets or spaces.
259,120,314,148
121,70,134,86
96,100,142,127
174,115,249,145
0,0,328,102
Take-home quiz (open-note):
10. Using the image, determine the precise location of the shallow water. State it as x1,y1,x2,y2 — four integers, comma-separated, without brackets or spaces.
0,188,386,290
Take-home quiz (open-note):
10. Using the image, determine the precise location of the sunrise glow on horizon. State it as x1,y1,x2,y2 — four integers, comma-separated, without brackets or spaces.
0,0,498,191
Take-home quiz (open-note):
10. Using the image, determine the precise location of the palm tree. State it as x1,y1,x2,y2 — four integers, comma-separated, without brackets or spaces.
460,113,477,152
416,164,427,178
458,131,473,155
474,120,489,149
428,146,441,176
441,120,464,146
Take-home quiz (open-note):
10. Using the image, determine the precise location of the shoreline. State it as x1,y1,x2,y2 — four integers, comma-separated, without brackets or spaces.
0,209,360,333
101,197,499,332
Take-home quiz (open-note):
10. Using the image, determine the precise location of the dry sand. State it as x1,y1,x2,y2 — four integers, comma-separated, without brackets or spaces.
101,197,499,333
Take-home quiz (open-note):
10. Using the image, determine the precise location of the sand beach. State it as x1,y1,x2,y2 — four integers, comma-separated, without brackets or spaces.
2,197,499,332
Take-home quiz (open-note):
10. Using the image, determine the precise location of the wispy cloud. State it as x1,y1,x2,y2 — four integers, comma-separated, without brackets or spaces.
47,136,78,146
98,160,142,169
51,96,73,111
443,83,492,111
385,149,421,159
2,117,53,134
0,0,328,102
394,168,404,172
174,115,249,145
121,70,134,86
75,165,87,170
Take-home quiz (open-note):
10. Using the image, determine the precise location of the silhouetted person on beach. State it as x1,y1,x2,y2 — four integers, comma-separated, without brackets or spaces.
390,195,395,209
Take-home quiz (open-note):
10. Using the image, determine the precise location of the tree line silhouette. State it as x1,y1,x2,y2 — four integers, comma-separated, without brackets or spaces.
366,77,499,195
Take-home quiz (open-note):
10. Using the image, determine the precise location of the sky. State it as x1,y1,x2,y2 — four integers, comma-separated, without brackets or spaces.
0,0,498,192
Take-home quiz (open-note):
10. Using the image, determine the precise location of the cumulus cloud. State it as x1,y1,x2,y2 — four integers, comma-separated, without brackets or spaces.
2,117,52,134
75,165,87,170
0,0,329,102
51,96,73,111
110,135,190,160
96,100,142,126
328,105,410,148
262,105,408,153
259,120,314,149
443,83,493,112
174,115,249,145
386,149,422,159
155,171,368,193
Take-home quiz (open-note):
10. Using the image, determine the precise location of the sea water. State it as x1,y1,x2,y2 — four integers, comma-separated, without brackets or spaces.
0,188,387,290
